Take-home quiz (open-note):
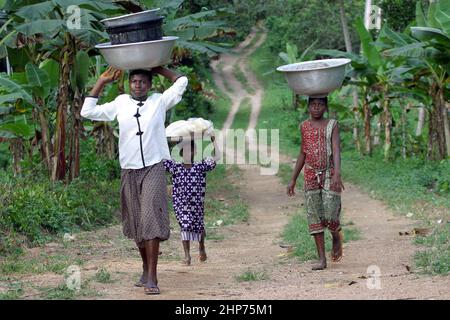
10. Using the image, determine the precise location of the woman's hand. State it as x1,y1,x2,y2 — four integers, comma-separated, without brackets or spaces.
99,66,123,84
287,179,296,196
331,173,345,192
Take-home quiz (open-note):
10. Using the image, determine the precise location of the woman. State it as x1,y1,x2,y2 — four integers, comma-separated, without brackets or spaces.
81,66,188,294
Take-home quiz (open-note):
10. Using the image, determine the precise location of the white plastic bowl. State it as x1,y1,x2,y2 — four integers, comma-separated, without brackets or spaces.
95,36,178,70
276,58,351,96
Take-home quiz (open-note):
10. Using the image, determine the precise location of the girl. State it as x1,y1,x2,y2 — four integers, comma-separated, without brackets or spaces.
287,96,345,270
164,134,220,265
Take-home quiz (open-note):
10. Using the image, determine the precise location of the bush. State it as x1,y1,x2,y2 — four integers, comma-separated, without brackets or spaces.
0,138,121,253
0,174,120,249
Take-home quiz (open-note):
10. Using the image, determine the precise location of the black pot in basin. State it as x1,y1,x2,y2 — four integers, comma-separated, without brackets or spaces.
106,16,163,45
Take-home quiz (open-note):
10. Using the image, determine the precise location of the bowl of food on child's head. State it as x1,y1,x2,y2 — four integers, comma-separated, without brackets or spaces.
276,58,351,96
95,36,178,70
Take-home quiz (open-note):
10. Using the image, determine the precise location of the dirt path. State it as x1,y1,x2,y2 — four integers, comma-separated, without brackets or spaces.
4,29,448,300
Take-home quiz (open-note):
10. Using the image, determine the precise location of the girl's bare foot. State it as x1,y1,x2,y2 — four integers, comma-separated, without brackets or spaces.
199,251,207,262
182,256,191,266
331,230,343,262
312,259,327,270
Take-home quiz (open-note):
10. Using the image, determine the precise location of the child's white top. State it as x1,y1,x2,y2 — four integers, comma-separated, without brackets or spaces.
81,76,188,169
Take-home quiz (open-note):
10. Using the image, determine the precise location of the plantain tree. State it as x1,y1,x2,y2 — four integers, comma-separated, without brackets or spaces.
384,0,450,160
0,0,125,181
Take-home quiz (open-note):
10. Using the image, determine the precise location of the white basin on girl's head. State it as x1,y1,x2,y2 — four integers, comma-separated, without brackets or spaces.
276,58,351,96
95,36,178,70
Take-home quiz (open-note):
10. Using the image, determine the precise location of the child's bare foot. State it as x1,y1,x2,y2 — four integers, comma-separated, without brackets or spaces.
199,244,207,262
182,256,191,266
312,259,327,270
331,231,343,262
199,251,207,262
199,231,207,262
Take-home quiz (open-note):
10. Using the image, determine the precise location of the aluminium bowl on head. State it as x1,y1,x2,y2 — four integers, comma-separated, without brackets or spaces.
95,36,178,70
276,58,351,97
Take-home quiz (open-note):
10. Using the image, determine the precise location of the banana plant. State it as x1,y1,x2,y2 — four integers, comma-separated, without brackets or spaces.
138,0,234,58
384,0,450,160
0,0,123,181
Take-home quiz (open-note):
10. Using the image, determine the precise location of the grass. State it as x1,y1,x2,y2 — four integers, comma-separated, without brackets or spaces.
207,79,232,131
94,268,114,284
414,224,449,275
244,31,262,51
0,252,84,276
235,269,269,282
249,39,449,275
39,281,101,300
0,281,23,300
231,97,251,130
233,63,255,94
342,151,450,217
216,61,234,94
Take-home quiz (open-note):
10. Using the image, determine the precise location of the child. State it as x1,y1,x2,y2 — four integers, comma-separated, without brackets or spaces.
164,134,220,265
287,96,345,270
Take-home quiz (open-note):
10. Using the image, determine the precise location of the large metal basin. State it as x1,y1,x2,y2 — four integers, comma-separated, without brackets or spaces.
101,9,160,28
276,58,351,96
95,36,178,70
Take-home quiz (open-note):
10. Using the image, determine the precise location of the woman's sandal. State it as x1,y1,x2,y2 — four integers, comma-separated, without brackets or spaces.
135,280,145,287
144,286,160,295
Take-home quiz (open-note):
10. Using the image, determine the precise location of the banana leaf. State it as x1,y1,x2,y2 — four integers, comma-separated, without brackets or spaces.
355,18,383,69
411,27,450,47
15,1,55,21
25,62,50,98
435,0,450,34
0,121,34,139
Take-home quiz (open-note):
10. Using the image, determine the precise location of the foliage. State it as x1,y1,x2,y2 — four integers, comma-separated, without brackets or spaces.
378,0,428,32
0,138,120,252
235,269,268,282
263,0,364,56
414,224,449,275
